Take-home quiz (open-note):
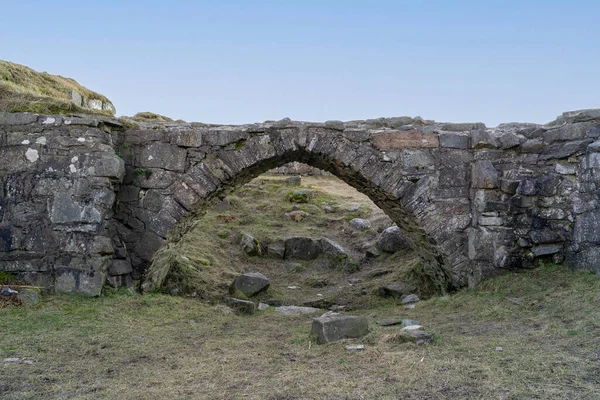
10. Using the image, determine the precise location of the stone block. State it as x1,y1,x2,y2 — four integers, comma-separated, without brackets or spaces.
439,132,469,149
172,129,203,147
139,142,187,171
472,160,498,189
226,297,256,315
377,226,409,253
471,130,498,149
54,268,106,296
284,237,322,260
108,260,133,276
86,153,125,180
230,272,270,296
311,313,369,343
371,131,439,150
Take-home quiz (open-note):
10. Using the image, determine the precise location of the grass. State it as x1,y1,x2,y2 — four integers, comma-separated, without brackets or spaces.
145,175,415,306
132,112,174,122
0,60,115,116
1,264,599,399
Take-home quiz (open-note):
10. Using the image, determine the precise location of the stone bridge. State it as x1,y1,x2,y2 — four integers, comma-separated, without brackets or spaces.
1,109,600,295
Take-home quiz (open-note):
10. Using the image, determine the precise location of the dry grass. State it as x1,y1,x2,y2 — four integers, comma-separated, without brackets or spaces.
1,264,599,399
132,112,174,122
145,174,418,306
0,60,114,115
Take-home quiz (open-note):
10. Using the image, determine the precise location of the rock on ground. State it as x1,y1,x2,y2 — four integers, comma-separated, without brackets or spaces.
230,272,270,296
311,312,369,343
284,237,322,260
377,226,410,253
349,218,371,231
240,234,261,256
276,306,322,316
226,298,256,315
401,294,420,304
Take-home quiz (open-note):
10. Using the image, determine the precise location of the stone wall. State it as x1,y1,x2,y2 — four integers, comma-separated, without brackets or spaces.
1,109,600,295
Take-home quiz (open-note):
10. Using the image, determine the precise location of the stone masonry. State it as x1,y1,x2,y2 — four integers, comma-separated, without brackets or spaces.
1,109,600,295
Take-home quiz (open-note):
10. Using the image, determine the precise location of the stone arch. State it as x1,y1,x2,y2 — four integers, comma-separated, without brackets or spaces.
115,121,463,295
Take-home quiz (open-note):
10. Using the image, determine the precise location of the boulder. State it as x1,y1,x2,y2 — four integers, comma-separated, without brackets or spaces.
349,218,371,231
345,203,361,212
240,234,261,256
284,237,322,260
377,226,409,253
285,175,302,186
318,238,349,260
311,312,369,343
230,272,270,296
226,298,256,315
377,282,416,298
288,189,310,203
17,288,41,305
266,242,285,259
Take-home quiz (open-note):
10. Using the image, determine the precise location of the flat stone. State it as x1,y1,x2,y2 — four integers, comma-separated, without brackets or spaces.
285,175,301,186
276,306,322,316
438,132,469,149
401,294,420,304
318,237,349,260
288,189,310,203
396,331,434,345
16,288,41,305
0,287,18,297
226,298,256,315
378,283,416,298
377,319,420,327
472,160,498,189
311,312,369,343
230,272,270,296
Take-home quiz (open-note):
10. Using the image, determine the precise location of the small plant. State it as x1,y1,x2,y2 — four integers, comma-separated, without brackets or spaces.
134,168,153,178
115,151,123,158
123,143,130,149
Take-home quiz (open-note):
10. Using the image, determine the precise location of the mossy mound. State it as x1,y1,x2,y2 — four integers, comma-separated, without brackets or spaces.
0,60,115,115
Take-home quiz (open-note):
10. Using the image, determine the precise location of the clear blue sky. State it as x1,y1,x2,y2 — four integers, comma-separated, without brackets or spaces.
1,0,598,126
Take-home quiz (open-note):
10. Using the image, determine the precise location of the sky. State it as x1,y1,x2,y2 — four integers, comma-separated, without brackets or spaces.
1,0,599,126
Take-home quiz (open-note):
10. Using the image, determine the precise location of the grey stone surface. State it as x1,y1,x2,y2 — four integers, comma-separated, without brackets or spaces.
226,297,256,315
401,294,420,304
396,331,434,345
284,237,322,260
378,282,416,298
240,234,261,256
1,110,600,296
377,226,409,253
230,272,270,296
276,306,322,316
349,218,371,231
318,238,349,260
311,313,369,343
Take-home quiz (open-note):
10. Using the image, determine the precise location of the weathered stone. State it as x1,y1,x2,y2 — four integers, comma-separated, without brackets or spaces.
226,298,256,315
276,306,322,316
472,160,498,189
139,142,187,171
318,238,349,260
471,130,498,149
532,244,563,257
288,189,310,203
438,132,469,149
349,218,371,231
108,260,133,276
55,268,105,296
395,331,434,345
371,131,438,149
240,234,261,256
311,313,369,343
284,237,322,260
285,175,301,186
266,242,285,259
401,294,420,304
378,282,416,298
230,272,270,296
377,226,409,253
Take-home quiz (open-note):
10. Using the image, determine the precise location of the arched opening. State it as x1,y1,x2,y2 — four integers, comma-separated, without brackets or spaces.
128,144,455,300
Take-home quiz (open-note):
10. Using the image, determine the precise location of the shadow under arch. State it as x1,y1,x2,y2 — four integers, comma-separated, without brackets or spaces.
127,129,457,296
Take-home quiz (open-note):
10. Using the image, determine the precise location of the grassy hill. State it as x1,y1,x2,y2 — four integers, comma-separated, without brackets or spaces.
0,60,115,116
